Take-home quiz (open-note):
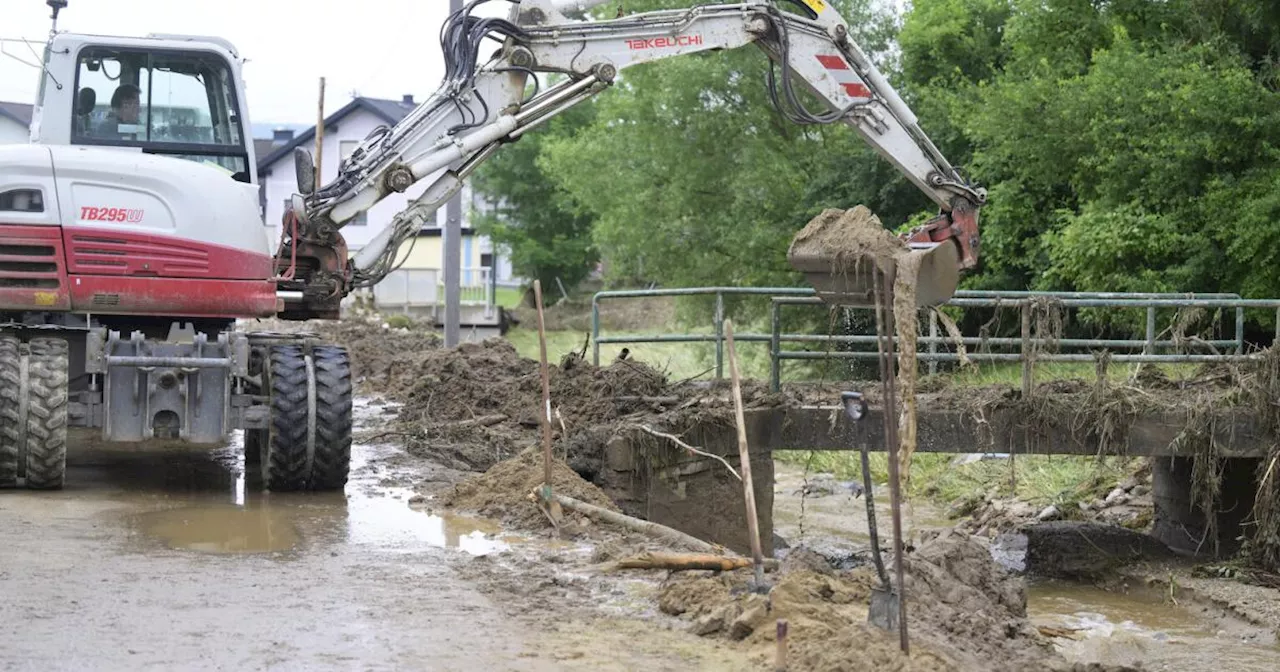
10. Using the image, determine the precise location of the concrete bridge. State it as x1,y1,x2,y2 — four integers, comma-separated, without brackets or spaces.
597,400,1268,560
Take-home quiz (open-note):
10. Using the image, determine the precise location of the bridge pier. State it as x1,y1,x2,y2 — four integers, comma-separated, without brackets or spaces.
1151,456,1259,558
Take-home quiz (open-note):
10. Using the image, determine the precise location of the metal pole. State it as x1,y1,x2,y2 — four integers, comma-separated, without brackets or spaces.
1236,307,1246,355
592,295,601,367
443,0,464,347
928,310,938,376
1020,301,1032,398
771,300,782,392
715,292,725,380
1145,306,1156,355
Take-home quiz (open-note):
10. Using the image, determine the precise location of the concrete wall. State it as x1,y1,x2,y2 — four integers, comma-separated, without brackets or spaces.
599,415,774,557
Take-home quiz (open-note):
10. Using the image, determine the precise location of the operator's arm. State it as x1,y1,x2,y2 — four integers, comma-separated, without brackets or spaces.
277,0,984,313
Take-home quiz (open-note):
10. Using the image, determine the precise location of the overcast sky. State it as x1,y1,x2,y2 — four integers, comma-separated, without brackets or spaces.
1,0,909,129
0,0,511,125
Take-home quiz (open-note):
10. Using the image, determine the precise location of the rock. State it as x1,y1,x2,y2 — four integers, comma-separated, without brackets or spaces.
408,494,427,505
690,604,738,636
728,595,770,640
1120,476,1140,492
1105,488,1127,505
1132,484,1150,497
1037,504,1061,522
772,532,791,550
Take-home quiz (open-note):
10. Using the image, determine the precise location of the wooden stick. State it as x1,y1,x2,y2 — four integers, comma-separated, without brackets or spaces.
534,279,553,488
725,319,765,587
634,425,741,481
606,552,754,572
540,490,723,554
314,77,325,193
776,620,789,672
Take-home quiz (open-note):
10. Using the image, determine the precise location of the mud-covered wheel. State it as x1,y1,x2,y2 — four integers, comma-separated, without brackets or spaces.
24,338,68,490
309,345,352,491
0,336,20,487
261,345,308,491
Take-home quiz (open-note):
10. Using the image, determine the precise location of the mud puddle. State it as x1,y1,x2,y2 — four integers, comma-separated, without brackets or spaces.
1029,580,1280,670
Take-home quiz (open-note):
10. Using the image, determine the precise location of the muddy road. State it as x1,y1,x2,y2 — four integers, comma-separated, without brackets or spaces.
0,399,750,671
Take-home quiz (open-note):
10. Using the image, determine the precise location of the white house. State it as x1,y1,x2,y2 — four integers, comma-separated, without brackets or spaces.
255,95,516,288
0,102,33,144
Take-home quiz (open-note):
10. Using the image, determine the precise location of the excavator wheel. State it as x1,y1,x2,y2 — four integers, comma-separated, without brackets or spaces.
309,345,352,491
259,343,352,492
24,338,69,490
0,336,20,487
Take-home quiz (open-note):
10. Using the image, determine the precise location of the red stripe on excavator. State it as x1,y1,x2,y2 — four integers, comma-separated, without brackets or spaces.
0,224,71,311
816,55,849,70
842,82,872,98
63,227,274,280
68,276,278,318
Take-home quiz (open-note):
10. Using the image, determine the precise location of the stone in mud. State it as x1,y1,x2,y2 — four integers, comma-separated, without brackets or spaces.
1023,521,1177,579
1105,487,1128,505
728,594,770,640
1037,504,1061,521
779,546,836,577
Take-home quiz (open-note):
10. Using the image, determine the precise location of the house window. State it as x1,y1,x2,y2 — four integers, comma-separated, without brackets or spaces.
480,253,493,268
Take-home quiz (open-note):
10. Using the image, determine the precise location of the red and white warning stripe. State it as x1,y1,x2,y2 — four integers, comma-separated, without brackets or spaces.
815,55,872,100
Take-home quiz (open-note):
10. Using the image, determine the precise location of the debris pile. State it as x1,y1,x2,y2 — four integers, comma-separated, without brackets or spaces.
656,529,1132,671
441,447,619,529
388,337,808,472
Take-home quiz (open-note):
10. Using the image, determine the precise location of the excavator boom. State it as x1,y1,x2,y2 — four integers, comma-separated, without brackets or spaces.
277,0,985,317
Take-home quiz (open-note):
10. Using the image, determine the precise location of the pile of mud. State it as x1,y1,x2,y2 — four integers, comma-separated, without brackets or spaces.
394,338,803,472
442,448,620,529
658,530,1135,671
246,317,441,396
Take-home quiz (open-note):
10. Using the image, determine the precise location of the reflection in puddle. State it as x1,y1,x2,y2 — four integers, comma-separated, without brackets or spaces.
133,506,299,554
1028,581,1280,671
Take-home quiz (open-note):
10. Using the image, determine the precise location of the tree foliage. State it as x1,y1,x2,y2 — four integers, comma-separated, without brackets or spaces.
471,98,599,291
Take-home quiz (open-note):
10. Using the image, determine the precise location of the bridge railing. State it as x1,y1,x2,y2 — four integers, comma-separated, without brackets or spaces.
590,288,1280,391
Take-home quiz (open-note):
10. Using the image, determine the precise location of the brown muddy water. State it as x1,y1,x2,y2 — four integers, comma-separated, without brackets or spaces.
1028,581,1280,671
0,398,752,671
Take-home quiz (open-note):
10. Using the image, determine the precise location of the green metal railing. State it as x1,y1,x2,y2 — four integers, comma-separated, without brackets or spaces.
590,288,1280,391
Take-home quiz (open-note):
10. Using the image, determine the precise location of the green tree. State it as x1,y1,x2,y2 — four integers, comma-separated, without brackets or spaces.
471,102,599,292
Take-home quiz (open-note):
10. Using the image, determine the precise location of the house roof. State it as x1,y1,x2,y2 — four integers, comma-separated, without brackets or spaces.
0,101,34,128
256,97,417,173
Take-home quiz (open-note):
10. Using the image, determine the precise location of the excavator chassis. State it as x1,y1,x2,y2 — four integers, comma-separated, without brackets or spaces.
0,324,351,492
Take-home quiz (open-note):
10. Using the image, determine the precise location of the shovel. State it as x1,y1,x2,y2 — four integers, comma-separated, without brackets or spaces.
840,392,899,631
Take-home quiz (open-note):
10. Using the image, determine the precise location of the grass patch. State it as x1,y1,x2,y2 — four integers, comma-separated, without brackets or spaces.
775,450,1135,512
495,286,524,309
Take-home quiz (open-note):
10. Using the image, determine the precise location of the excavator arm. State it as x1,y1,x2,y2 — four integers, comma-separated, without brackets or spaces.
276,0,985,318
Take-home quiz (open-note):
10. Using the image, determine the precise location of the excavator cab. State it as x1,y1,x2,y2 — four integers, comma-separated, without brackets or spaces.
32,31,257,184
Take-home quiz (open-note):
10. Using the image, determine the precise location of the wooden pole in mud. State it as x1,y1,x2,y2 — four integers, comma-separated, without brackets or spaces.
876,267,910,655
314,77,325,193
534,280,553,487
725,319,765,588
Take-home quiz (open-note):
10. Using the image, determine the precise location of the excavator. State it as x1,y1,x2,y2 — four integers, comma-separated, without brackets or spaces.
0,0,984,491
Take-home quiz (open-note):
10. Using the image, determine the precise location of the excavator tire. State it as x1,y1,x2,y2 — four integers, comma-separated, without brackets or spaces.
309,345,352,491
261,344,309,491
0,336,20,488
23,338,68,490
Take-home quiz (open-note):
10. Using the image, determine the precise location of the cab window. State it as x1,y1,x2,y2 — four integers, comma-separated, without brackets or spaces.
72,47,250,182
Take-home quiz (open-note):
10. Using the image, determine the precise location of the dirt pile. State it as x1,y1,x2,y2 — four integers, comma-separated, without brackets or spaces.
393,337,801,472
441,447,619,529
653,530,1122,671
247,317,441,397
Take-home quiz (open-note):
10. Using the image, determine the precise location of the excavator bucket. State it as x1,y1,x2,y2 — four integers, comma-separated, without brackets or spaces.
787,207,961,309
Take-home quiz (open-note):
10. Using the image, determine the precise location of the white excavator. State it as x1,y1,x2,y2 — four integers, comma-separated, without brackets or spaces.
0,0,984,490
